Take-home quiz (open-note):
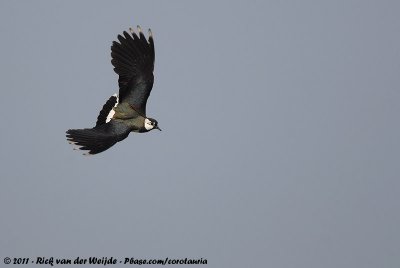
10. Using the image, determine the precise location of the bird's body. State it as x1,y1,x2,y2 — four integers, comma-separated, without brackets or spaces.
66,26,160,155
112,104,148,133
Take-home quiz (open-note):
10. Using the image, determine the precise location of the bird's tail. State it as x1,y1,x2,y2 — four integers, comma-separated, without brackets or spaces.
66,123,130,155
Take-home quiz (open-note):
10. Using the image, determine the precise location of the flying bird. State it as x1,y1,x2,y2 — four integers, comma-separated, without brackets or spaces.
66,26,160,155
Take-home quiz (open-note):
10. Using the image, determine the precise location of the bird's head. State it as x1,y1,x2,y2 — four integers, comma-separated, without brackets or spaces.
144,118,161,131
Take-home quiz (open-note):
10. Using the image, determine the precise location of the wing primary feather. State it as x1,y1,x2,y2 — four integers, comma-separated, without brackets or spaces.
110,25,155,115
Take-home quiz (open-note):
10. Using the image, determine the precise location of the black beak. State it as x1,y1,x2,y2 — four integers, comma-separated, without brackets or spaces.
155,126,162,131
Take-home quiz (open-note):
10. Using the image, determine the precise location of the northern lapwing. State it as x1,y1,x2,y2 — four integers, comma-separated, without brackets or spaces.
66,26,161,155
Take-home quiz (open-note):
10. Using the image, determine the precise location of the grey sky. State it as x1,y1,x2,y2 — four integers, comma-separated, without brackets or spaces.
0,1,399,267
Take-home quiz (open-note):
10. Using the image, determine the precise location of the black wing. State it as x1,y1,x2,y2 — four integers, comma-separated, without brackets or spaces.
111,26,155,116
66,121,131,155
96,94,118,127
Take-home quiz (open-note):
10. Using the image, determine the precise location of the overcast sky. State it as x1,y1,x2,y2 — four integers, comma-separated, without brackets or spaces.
0,1,399,267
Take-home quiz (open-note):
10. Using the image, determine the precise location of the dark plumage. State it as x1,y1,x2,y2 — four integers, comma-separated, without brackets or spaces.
96,94,118,127
66,26,160,155
67,122,131,155
112,26,155,116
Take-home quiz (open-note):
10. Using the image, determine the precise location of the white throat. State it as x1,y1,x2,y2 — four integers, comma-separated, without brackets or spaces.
144,118,154,130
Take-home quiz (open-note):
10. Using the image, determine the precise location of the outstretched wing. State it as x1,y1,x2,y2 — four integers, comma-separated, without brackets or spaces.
66,121,131,155
96,94,118,127
111,26,155,116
